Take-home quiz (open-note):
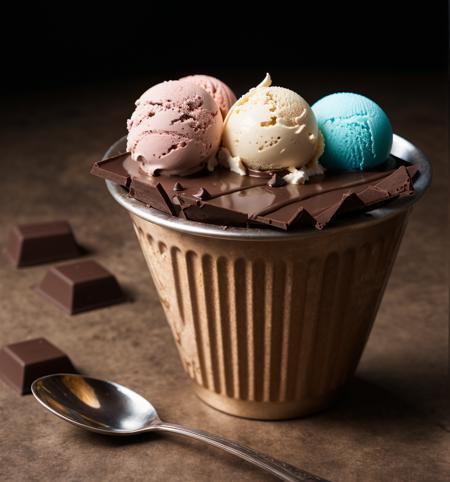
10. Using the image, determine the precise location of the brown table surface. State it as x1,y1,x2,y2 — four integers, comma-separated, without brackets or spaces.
0,71,448,482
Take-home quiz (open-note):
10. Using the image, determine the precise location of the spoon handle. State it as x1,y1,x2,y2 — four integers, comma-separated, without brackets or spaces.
155,422,330,482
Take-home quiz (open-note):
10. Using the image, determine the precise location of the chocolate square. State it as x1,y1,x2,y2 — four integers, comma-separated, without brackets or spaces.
0,338,76,394
5,221,81,267
36,260,125,314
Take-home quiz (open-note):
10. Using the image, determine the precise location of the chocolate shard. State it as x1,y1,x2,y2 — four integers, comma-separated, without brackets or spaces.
36,260,125,315
182,203,248,227
286,207,317,230
5,221,81,268
253,206,317,230
267,172,287,187
173,182,185,192
358,185,390,205
314,192,366,229
375,165,413,196
193,187,212,200
0,338,76,395
130,179,177,215
90,152,131,188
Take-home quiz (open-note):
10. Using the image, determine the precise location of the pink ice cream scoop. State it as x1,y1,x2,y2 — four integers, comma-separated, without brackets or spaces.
126,80,223,176
179,75,236,119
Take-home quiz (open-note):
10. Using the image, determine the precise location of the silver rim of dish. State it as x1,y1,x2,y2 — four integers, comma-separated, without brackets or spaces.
105,134,431,241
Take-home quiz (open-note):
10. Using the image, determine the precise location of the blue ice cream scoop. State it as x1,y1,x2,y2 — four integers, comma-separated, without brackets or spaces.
312,93,393,171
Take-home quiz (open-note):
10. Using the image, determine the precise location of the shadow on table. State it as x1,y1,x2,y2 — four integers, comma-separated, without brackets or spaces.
279,375,450,446
79,429,164,447
329,377,448,420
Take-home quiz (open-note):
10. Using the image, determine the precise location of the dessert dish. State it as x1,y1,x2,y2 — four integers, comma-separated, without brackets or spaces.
36,260,125,314
0,338,76,394
5,220,81,267
92,74,419,231
92,73,429,420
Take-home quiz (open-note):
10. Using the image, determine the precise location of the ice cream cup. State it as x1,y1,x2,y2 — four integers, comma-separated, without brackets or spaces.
105,135,430,420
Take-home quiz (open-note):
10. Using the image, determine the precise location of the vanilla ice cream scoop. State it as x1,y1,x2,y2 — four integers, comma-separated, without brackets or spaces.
221,74,324,183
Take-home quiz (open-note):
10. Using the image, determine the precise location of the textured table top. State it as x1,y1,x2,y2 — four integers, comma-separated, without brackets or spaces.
0,71,448,482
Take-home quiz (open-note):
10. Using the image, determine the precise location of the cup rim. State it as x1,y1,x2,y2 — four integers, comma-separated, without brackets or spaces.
105,134,431,241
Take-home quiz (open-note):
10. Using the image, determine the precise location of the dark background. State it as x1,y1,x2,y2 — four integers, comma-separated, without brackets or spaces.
0,4,447,91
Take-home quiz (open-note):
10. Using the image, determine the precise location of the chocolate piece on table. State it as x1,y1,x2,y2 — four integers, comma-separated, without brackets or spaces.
5,221,81,267
173,182,185,192
36,260,125,315
0,338,76,395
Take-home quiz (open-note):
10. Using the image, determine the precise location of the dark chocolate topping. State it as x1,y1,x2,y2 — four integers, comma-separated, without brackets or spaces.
267,172,287,187
193,187,212,200
90,152,130,187
91,153,419,230
173,182,185,192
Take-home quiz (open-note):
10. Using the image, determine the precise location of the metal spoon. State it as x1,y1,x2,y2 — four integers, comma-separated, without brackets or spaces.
31,374,329,482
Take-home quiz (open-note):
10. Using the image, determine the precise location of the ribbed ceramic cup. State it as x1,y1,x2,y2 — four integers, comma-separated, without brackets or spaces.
106,135,430,420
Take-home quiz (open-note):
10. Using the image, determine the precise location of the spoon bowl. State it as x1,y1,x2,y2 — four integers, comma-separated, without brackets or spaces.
32,374,159,435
